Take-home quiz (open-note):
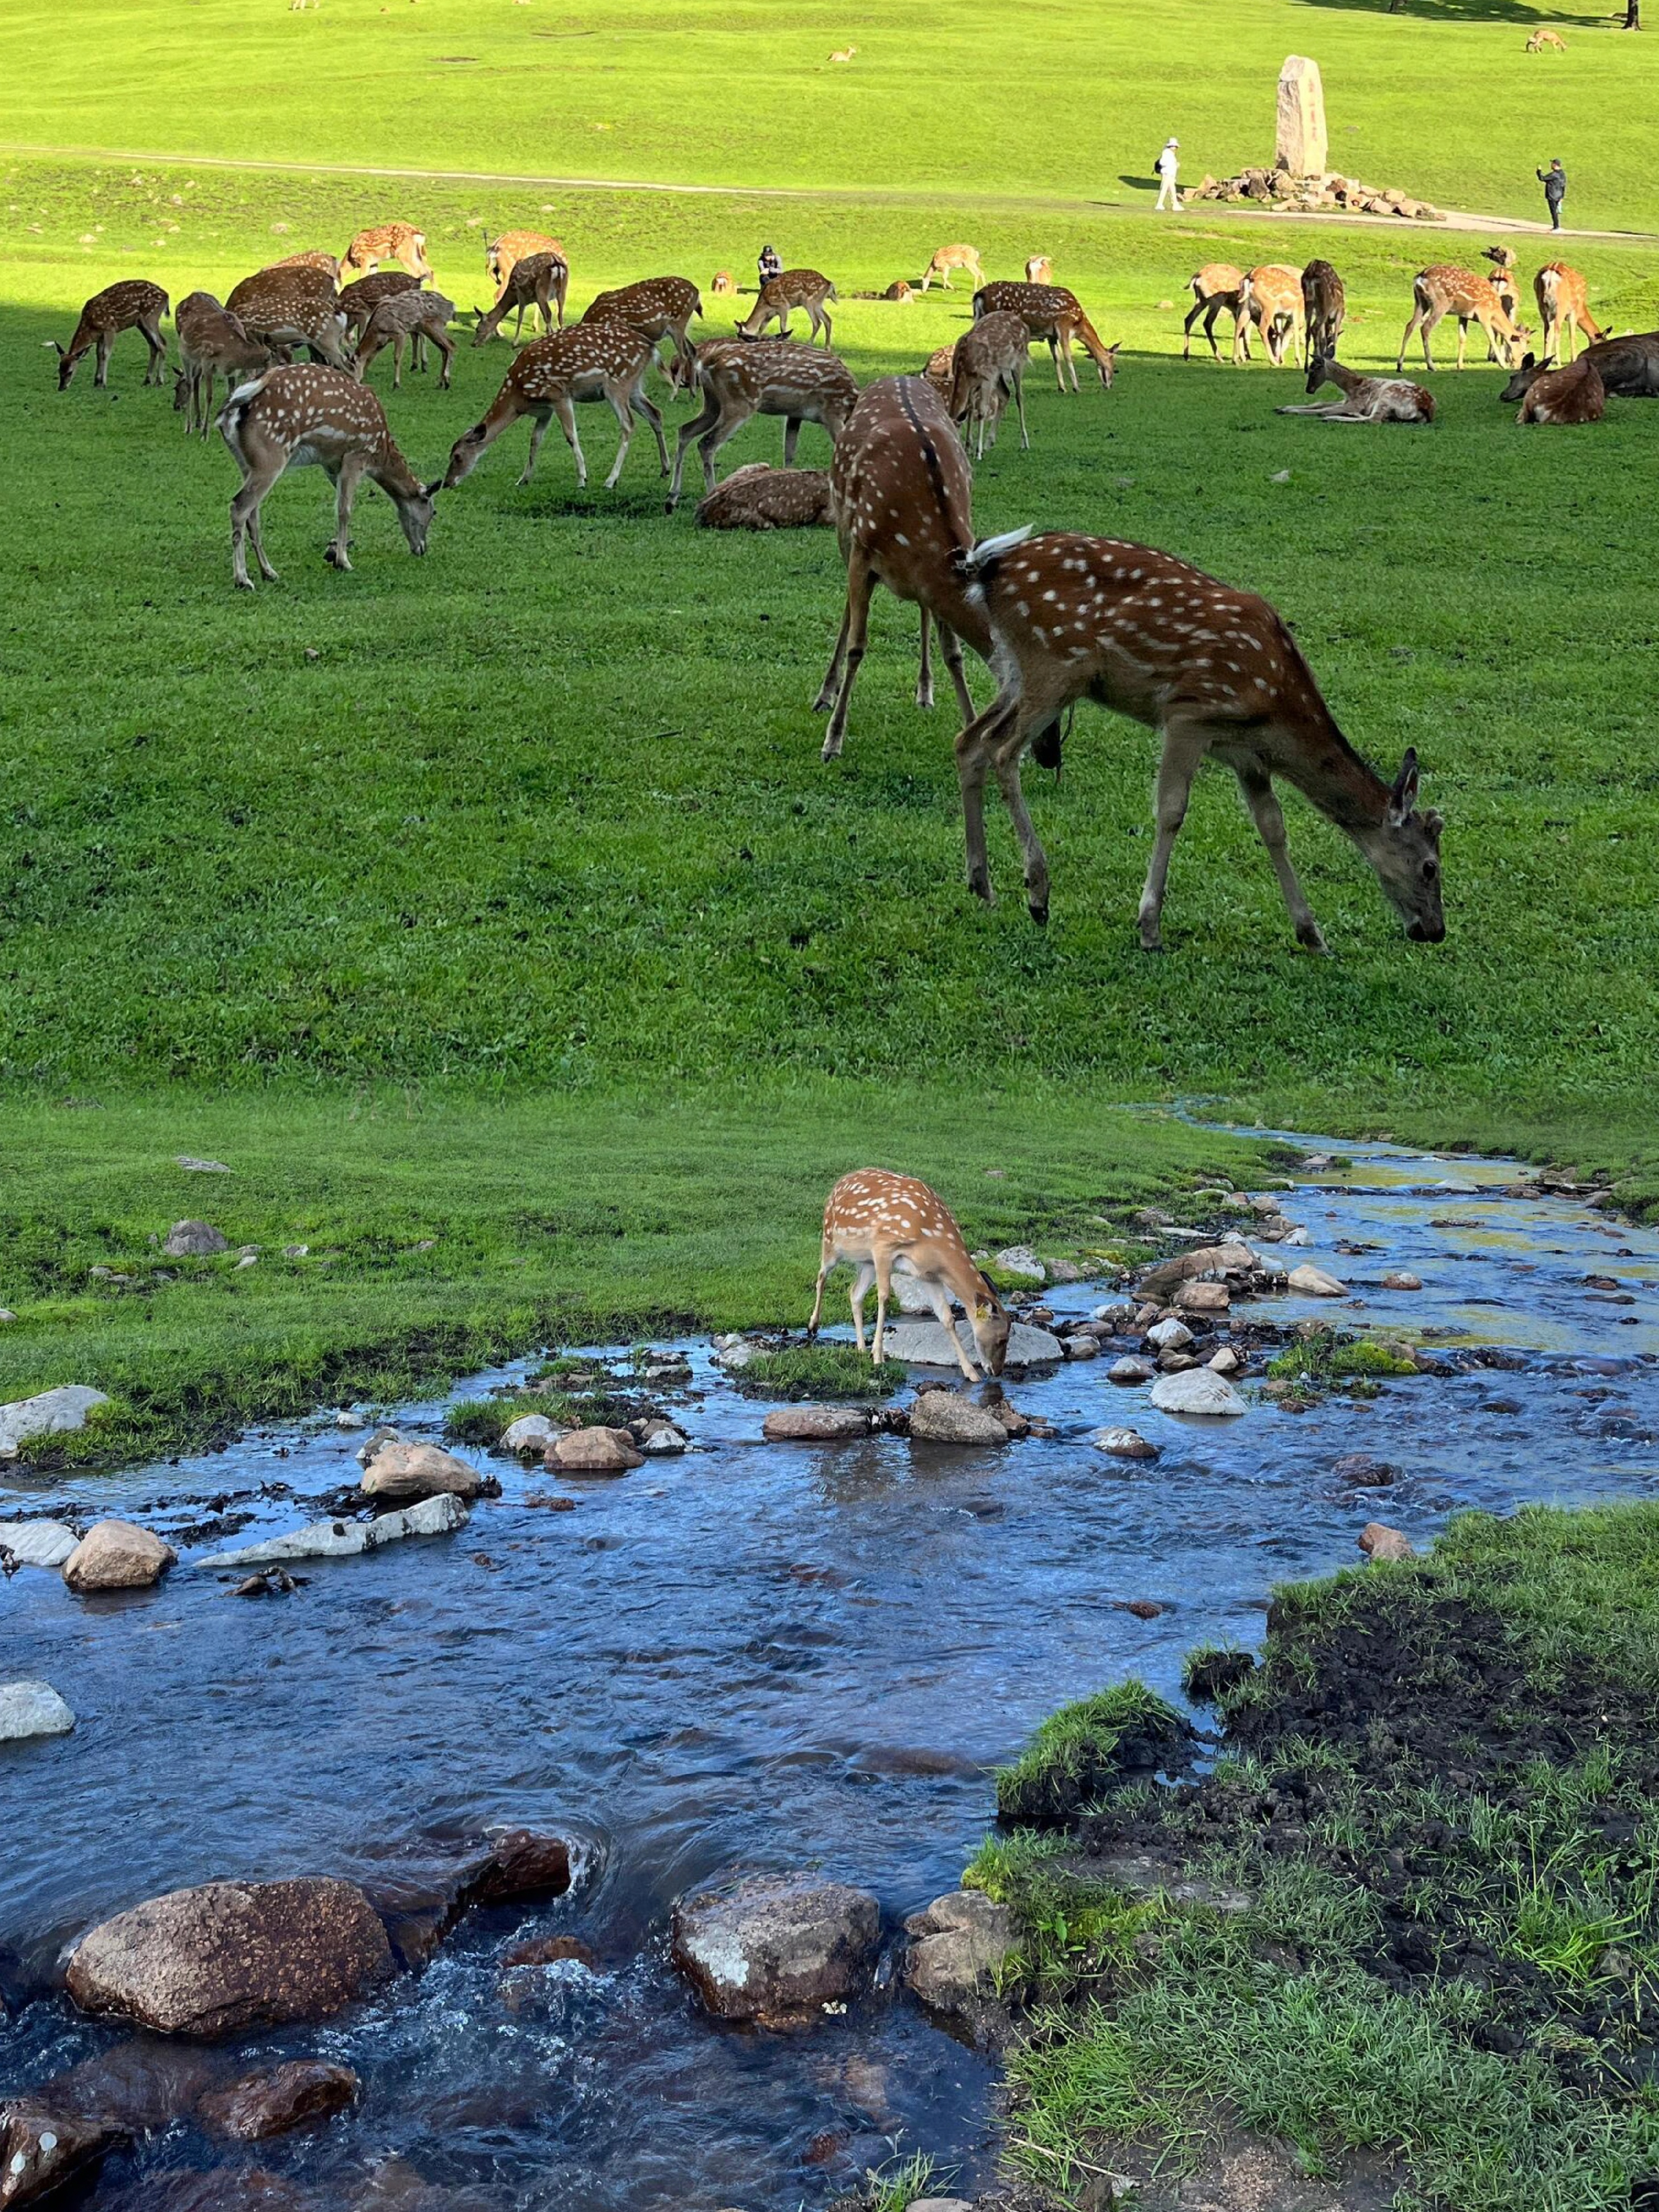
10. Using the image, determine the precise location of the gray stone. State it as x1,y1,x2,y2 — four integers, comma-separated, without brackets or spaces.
0,1680,77,1741
1383,1271,1423,1291
1061,1333,1099,1360
360,1443,481,1502
762,1405,870,1441
902,1892,1020,2021
162,1220,228,1258
991,1245,1045,1284
1147,1317,1194,1352
1275,54,1328,177
199,1493,467,1569
640,1424,688,1456
907,1393,1010,1446
0,1311,15,1324
1208,1347,1244,1376
1108,1355,1154,1384
1288,1263,1347,1297
1091,1427,1159,1461
0,2100,122,2206
1148,1368,1246,1417
671,1872,881,2024
0,1385,112,1460
712,1337,764,1372
878,1318,1062,1368
501,1413,558,1455
0,1521,78,1569
1176,1280,1229,1314
176,1157,232,1174
1138,1242,1257,1297
335,1410,366,1431
552,1426,643,1473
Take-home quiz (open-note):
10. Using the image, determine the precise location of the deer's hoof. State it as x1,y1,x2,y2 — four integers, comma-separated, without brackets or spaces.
1027,898,1049,927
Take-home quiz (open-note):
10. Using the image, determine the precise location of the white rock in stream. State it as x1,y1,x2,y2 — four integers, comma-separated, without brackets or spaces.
0,1521,79,1568
502,1413,559,1454
991,1245,1046,1284
1148,1369,1247,1417
0,1680,77,1740
200,1493,468,1569
0,1385,112,1460
877,1319,1063,1368
1287,1263,1347,1297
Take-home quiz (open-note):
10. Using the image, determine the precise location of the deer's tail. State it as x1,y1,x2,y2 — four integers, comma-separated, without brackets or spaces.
952,525,1035,602
218,371,273,452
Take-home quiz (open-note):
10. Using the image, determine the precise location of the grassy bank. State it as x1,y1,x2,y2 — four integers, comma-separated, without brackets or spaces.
975,1505,1659,2210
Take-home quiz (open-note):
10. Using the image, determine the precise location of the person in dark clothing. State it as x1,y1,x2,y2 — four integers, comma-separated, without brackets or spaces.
757,243,782,288
1537,160,1567,230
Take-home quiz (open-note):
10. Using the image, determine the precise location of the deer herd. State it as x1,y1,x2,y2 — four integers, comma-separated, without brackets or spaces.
47,211,1657,951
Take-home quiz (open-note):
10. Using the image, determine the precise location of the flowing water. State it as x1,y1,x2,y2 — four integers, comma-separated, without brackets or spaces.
3,1138,1659,2208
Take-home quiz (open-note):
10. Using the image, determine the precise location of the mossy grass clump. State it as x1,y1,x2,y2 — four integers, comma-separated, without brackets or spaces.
996,1680,1194,1825
732,1343,905,1401
443,1392,547,1446
1181,1644,1257,1701
1266,1331,1419,1385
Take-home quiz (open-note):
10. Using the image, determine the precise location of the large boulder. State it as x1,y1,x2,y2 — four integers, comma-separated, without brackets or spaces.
902,1890,1018,2024
0,1386,111,1460
0,2099,123,2208
464,1828,574,1906
62,1520,176,1592
199,1493,466,1569
878,1318,1062,1368
672,1872,881,2025
162,1220,228,1258
1148,1369,1245,1417
65,1877,395,2036
360,1443,481,1503
0,1681,77,1741
551,1426,643,1473
198,2061,360,2141
907,1393,1009,1447
761,1406,871,1442
0,1522,78,1569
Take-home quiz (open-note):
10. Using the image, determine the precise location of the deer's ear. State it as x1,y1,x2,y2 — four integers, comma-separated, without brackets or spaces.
1388,748,1420,825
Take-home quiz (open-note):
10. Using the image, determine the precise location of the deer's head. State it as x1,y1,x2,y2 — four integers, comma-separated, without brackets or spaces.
1500,351,1545,403
969,1281,1011,1377
1364,750,1445,942
1094,341,1120,388
398,483,437,555
441,426,487,489
1305,352,1336,394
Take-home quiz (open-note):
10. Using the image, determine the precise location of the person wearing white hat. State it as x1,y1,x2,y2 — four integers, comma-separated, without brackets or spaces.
1156,136,1182,211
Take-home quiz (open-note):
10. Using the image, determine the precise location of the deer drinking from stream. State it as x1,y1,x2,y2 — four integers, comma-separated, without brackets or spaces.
807,1170,1011,1381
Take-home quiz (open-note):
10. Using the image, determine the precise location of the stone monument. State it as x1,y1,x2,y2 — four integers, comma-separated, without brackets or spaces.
1275,55,1328,178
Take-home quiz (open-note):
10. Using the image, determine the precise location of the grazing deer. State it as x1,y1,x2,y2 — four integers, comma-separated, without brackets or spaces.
1502,330,1659,401
1398,266,1528,370
695,463,834,528
807,1170,1011,1381
269,248,344,280
1182,263,1245,361
1300,260,1345,365
1235,266,1304,366
1516,353,1606,422
173,292,273,434
665,339,856,511
483,227,567,290
948,309,1032,457
1534,261,1603,363
225,270,353,370
1277,354,1435,423
218,364,435,590
1481,245,1522,326
337,270,423,340
1525,27,1566,48
340,222,432,280
972,281,1118,392
945,528,1446,949
443,320,668,492
471,251,569,345
920,244,986,293
735,269,838,346
228,259,336,310
1026,255,1054,285
356,287,456,389
583,274,702,365
710,270,736,295
815,376,998,759
53,279,169,389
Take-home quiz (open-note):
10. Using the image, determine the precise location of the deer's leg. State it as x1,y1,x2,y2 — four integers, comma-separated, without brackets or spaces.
141,315,166,385
916,607,935,709
920,1276,979,1380
512,301,527,341
324,453,367,570
1048,335,1064,392
807,1239,836,1338
1232,757,1327,952
666,393,720,510
512,403,555,487
631,382,670,476
871,1251,895,1366
1137,723,1209,951
820,560,874,759
990,673,1064,923
1012,368,1029,449
954,689,1020,905
1455,317,1469,370
782,415,802,466
937,621,974,724
697,398,748,494
848,1260,876,1352
603,389,636,490
230,461,281,590
1181,300,1203,359
430,325,455,390
94,331,113,388
814,599,852,721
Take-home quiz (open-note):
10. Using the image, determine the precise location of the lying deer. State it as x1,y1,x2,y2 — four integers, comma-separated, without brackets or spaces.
173,291,273,434
710,270,736,296
227,267,352,370
1235,266,1304,366
1516,353,1606,423
1502,330,1659,401
1301,260,1345,365
1398,266,1528,370
665,339,856,513
1535,261,1603,362
583,274,702,366
218,364,435,590
1025,254,1054,285
735,269,838,346
484,227,566,290
356,287,456,389
1277,354,1435,423
695,463,833,529
948,309,1032,457
920,244,985,293
945,527,1446,949
972,281,1118,391
340,222,432,280
807,1169,1010,1381
815,376,998,760
1182,263,1245,361
53,280,169,390
443,320,668,491
472,251,569,344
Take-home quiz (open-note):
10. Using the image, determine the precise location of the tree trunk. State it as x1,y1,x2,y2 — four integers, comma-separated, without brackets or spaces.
1622,0,1640,30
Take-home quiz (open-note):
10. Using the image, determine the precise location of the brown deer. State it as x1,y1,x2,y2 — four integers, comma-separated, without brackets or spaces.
483,227,567,290
827,43,858,61
665,339,856,512
227,271,352,371
356,287,457,389
1398,266,1528,369
807,1170,1010,1381
1534,261,1603,363
945,528,1446,949
922,344,956,397
1182,264,1245,361
173,292,273,434
1501,330,1659,401
695,463,834,528
1277,354,1436,423
340,222,432,280
471,252,569,344
337,270,424,341
1481,245,1522,326
883,280,915,301
815,376,997,759
1525,27,1566,48
972,281,1118,391
1235,266,1304,366
735,269,838,346
1516,353,1606,422
582,274,702,365
710,270,736,296
1300,260,1345,365
920,244,986,293
442,320,669,492
228,260,336,313
948,310,1032,457
218,364,435,590
270,249,344,280
1025,255,1054,285
53,280,169,390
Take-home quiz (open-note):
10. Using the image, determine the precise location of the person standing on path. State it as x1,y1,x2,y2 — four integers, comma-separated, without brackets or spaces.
1155,137,1181,211
1537,159,1568,230
757,243,782,288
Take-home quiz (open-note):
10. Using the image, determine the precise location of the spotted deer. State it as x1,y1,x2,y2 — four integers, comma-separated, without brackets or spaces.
583,274,702,365
695,463,834,528
972,282,1118,391
807,1170,1010,1380
1525,27,1566,49
1025,255,1054,285
483,227,567,290
1501,331,1659,401
356,287,456,389
1516,353,1606,423
665,339,856,512
218,364,435,590
1182,263,1245,361
1398,266,1528,370
173,292,274,434
948,309,1032,457
340,222,432,280
920,244,986,293
735,269,838,346
1235,266,1304,366
1481,245,1522,325
270,249,345,280
945,528,1446,949
471,252,569,345
1277,355,1435,423
227,270,352,371
53,280,169,389
815,376,999,760
1300,260,1345,365
1534,261,1603,363
337,272,422,340
922,344,956,397
442,320,669,492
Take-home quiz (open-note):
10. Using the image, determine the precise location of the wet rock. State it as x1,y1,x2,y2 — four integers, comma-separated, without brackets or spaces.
465,1828,574,1906
1091,1301,1136,1327
355,1426,405,1464
1358,1522,1415,1561
672,1872,881,2024
991,1245,1045,1284
877,1318,1063,1367
1092,1427,1158,1461
761,1406,870,1442
1149,1369,1245,1417
712,1336,765,1372
640,1423,688,1456
1123,1599,1162,1619
353,2156,496,2211
1147,1317,1194,1352
500,1414,557,1455
1382,1271,1423,1291
335,1410,366,1431
200,1493,467,1568
360,1443,482,1503
500,1934,597,1971
907,1393,1009,1447
63,1519,176,1592
551,1426,643,1473
1157,1349,1200,1373
0,1385,112,1459
162,1221,228,1258
1175,1281,1229,1315
134,2171,318,2211
197,2060,359,2140
0,1682,76,1740
65,1876,395,2036
1333,1453,1395,1489
1047,1259,1085,1284
1207,1347,1243,1375
1061,1332,1099,1360
0,2099,123,2207
1108,1355,1154,1385
1287,1263,1347,1297
902,1890,1018,2024
0,1522,78,1569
